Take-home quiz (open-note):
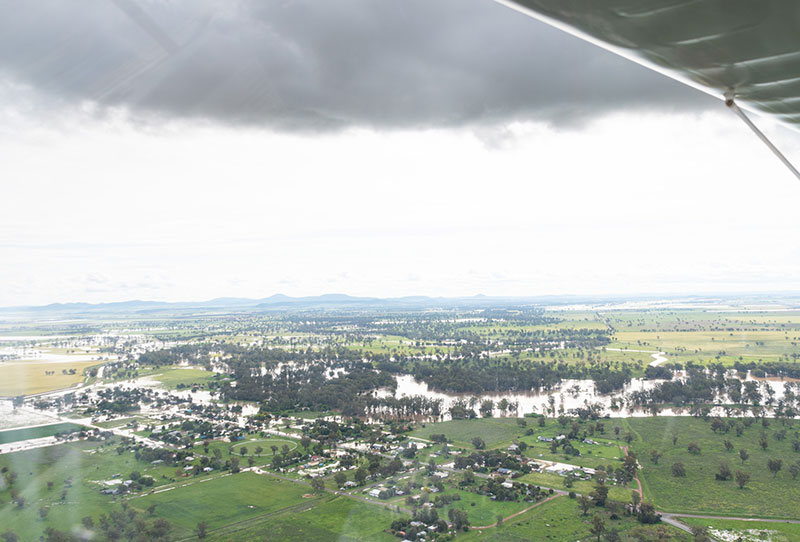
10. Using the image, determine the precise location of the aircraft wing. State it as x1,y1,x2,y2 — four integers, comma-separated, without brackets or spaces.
497,0,800,128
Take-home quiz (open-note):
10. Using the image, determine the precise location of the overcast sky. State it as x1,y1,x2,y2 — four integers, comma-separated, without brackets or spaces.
2,0,800,307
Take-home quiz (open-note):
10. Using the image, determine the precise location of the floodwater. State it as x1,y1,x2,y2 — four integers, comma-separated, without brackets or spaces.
379,371,795,419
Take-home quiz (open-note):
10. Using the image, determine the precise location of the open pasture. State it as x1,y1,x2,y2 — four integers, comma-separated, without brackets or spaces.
625,417,800,519
134,472,314,538
205,494,401,541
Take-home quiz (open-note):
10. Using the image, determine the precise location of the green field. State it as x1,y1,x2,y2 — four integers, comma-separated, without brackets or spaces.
625,417,800,518
230,438,297,456
134,472,313,537
206,494,401,542
411,417,526,449
0,422,85,444
458,495,686,542
0,440,177,539
150,368,221,389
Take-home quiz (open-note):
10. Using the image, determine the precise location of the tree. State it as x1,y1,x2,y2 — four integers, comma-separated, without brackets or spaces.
42,529,73,542
479,399,494,418
623,454,638,478
448,508,470,531
311,478,325,494
591,482,608,507
739,449,749,464
789,462,800,480
590,514,606,542
631,490,641,511
716,461,732,481
147,504,157,516
671,462,686,477
687,442,701,455
334,472,347,487
578,494,592,516
637,502,660,524
735,470,750,489
195,520,208,541
354,467,367,484
39,505,49,519
650,449,663,465
81,517,94,529
471,437,486,450
1,531,19,542
724,439,734,452
691,526,712,542
767,458,783,477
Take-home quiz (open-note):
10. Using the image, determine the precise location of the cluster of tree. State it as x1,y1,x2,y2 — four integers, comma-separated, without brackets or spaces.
407,359,630,395
34,504,172,542
733,360,800,380
225,362,395,416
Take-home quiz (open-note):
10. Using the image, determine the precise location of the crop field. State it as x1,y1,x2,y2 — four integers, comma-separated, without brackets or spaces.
0,422,84,444
613,330,796,361
624,417,800,518
0,360,100,396
604,309,800,365
133,472,317,537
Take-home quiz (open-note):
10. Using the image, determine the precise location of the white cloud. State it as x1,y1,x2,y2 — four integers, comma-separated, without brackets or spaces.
2,106,800,305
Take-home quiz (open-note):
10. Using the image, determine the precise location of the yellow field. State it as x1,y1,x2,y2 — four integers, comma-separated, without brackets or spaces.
0,361,100,396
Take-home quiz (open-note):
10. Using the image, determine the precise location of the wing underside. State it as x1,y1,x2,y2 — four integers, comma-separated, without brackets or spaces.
497,0,800,128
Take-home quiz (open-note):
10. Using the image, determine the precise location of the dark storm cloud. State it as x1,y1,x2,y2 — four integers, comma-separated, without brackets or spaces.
0,0,713,129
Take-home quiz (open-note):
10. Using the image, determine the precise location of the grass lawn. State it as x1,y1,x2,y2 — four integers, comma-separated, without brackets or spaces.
458,495,686,541
432,486,542,527
0,422,85,444
519,471,632,503
191,434,300,459
229,438,298,457
206,495,401,542
625,417,800,518
411,417,526,449
133,472,312,537
0,360,100,396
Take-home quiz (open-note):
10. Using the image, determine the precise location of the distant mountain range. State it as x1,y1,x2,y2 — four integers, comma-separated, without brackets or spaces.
2,291,800,317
